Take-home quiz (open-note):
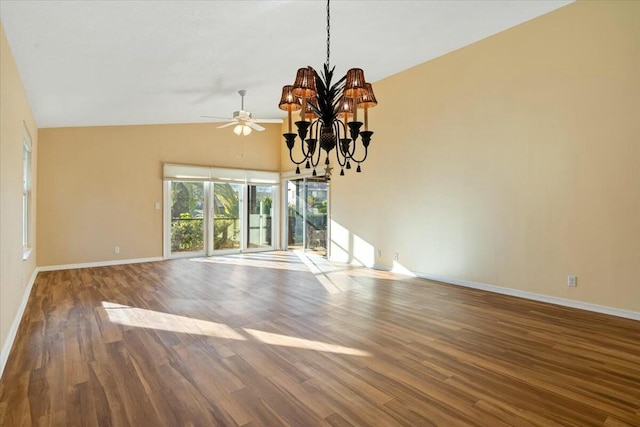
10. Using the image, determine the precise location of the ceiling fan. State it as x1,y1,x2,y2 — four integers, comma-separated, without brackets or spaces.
202,90,282,136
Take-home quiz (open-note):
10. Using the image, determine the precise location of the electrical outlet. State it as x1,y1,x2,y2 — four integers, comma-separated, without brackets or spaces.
376,249,382,258
394,252,399,261
567,275,577,287
114,246,120,254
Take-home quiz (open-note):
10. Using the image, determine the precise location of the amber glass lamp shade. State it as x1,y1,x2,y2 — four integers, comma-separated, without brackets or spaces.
278,85,301,111
344,68,367,98
303,98,319,121
339,96,354,113
292,66,317,98
357,83,378,109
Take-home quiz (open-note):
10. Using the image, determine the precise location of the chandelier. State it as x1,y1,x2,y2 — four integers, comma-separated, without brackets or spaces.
278,0,378,177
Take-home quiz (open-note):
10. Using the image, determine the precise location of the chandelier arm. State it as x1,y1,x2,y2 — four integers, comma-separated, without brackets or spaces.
311,119,320,137
313,140,323,169
309,119,318,165
331,121,348,168
335,120,348,152
351,148,369,164
340,148,352,162
336,132,354,161
309,121,320,164
337,118,347,139
301,120,320,170
345,140,370,164
332,119,341,146
340,132,356,158
338,126,368,164
285,128,315,166
333,145,347,168
288,148,309,166
302,120,321,160
298,137,312,159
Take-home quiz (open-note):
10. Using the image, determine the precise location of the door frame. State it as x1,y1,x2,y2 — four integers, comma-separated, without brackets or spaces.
163,180,207,259
208,181,243,256
280,170,330,258
243,183,279,253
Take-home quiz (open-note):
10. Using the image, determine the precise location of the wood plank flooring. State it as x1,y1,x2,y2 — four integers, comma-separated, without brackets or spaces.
1,251,639,426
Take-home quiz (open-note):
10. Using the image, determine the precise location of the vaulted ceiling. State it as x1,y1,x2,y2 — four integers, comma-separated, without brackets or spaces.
0,0,572,128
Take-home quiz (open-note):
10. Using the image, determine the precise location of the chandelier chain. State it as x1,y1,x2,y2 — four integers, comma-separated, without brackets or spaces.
326,0,330,67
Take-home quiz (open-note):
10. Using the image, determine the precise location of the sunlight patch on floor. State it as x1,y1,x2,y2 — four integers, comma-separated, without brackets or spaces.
294,250,363,295
189,253,309,272
101,301,246,340
101,301,371,357
294,251,343,294
185,251,415,285
244,328,371,357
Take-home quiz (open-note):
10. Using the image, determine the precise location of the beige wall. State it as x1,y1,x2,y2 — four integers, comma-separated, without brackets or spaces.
330,0,640,312
280,119,291,173
37,123,281,266
0,24,39,362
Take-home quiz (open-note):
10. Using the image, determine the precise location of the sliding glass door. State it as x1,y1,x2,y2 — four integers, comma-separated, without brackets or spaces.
169,181,205,256
212,183,242,253
284,177,329,256
165,174,277,258
247,185,274,250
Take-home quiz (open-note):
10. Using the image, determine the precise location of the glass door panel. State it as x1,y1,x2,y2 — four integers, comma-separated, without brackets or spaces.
287,180,305,250
305,179,328,255
213,183,242,252
247,185,274,249
285,178,328,256
170,181,205,255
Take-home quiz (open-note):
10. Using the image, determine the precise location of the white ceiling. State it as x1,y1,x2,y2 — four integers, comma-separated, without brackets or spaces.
0,0,572,129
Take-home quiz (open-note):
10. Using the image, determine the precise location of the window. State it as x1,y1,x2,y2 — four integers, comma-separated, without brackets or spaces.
22,134,32,258
162,164,280,258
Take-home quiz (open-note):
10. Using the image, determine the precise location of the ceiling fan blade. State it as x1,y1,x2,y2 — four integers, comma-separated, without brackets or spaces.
254,118,284,124
202,116,236,123
217,121,238,129
246,121,265,132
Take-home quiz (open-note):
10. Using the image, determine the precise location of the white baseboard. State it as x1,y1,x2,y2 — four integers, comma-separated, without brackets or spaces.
413,271,640,321
373,263,392,272
0,268,38,380
38,256,164,272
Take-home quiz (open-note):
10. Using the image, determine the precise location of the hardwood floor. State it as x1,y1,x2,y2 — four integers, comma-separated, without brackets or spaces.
1,251,639,426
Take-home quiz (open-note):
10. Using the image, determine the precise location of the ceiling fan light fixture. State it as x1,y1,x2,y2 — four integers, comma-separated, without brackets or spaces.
207,89,279,135
234,124,252,136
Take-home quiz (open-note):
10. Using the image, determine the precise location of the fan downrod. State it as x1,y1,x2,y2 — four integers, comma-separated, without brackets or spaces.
238,89,247,109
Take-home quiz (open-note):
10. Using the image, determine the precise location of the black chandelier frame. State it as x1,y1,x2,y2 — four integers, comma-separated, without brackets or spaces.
279,0,377,177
